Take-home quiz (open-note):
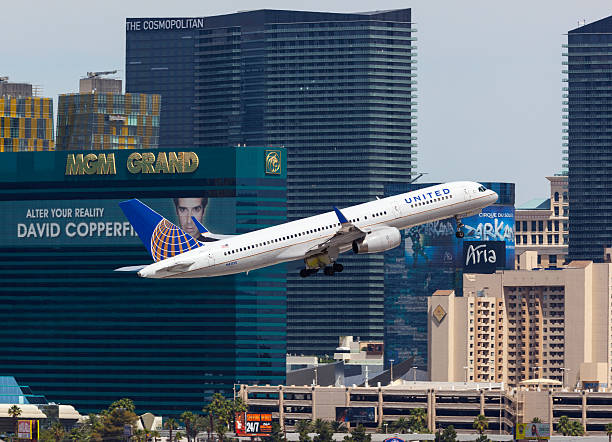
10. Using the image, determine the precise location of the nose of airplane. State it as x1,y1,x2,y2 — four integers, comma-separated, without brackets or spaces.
489,190,499,205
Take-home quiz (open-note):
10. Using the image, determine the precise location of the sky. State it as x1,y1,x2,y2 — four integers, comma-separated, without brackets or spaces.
4,0,611,204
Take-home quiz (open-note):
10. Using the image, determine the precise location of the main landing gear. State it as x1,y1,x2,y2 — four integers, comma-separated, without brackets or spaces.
454,215,465,239
300,262,344,278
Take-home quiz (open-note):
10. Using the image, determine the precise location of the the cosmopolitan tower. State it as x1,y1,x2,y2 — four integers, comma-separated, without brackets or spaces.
564,16,612,261
126,9,417,354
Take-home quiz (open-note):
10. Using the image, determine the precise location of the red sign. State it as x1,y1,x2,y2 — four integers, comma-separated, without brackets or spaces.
235,412,273,437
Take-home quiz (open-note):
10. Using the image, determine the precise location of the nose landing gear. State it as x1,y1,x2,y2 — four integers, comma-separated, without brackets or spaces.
454,216,465,238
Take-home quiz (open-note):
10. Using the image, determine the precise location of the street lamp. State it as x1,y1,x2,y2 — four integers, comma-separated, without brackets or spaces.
314,362,318,386
389,359,395,384
411,366,418,382
463,366,469,383
561,368,570,390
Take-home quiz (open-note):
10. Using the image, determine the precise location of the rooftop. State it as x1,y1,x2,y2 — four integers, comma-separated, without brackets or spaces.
517,198,550,210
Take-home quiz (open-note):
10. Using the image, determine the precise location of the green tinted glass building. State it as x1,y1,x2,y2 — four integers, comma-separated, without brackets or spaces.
0,146,286,415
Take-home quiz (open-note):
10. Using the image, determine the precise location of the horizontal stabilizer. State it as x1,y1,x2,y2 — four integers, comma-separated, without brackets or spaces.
191,216,209,234
115,265,149,272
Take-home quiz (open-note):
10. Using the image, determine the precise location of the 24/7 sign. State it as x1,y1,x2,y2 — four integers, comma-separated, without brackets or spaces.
235,412,273,437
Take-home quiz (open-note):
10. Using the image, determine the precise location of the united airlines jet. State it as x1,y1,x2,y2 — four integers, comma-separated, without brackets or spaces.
117,181,497,278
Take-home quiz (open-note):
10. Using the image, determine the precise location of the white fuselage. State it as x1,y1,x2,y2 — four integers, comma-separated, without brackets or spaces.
138,181,498,278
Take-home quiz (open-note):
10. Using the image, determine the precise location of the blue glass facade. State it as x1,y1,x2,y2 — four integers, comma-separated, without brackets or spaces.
383,182,515,367
0,147,286,415
126,9,417,355
564,16,612,261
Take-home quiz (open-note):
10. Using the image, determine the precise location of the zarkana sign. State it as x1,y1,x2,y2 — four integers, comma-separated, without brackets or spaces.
65,152,199,176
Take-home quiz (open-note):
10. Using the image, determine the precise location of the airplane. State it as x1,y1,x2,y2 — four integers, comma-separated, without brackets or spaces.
117,181,498,279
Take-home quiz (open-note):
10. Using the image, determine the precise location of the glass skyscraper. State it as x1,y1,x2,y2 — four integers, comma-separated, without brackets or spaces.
0,147,286,414
564,16,612,261
126,9,417,355
56,93,160,150
0,93,54,152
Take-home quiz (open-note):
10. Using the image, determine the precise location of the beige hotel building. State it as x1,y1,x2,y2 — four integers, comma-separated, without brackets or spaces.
428,258,612,390
515,176,568,269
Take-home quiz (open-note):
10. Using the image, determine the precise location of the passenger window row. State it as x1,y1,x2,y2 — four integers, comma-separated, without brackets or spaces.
409,194,451,209
223,222,344,256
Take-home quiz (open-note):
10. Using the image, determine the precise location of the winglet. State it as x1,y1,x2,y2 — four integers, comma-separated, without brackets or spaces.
333,206,349,224
191,216,209,234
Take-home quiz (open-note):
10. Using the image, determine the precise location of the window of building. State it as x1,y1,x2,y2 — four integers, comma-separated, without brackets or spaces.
531,235,536,244
516,222,521,232
547,220,552,231
547,235,552,244
531,221,537,231
538,221,544,231
537,255,542,265
522,221,528,232
554,207,559,216
563,207,568,216
549,255,557,265
554,192,559,202
538,235,543,244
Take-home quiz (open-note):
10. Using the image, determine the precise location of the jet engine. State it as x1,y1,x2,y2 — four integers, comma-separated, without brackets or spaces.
352,227,401,254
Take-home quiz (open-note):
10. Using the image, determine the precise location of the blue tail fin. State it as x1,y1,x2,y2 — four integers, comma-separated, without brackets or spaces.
119,199,201,262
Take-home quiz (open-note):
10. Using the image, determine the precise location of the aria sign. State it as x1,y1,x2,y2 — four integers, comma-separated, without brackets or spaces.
463,241,506,274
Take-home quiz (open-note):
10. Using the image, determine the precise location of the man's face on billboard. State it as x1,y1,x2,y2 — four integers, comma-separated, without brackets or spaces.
175,198,206,238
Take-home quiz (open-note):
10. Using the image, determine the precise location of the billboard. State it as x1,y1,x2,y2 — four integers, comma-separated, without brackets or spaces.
235,412,272,437
463,241,506,274
1,196,236,247
17,420,39,440
336,407,376,423
516,423,550,440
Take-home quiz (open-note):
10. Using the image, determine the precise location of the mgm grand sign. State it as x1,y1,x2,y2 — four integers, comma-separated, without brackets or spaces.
65,152,199,176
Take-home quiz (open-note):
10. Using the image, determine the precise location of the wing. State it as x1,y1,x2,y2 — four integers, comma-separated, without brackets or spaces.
305,207,366,258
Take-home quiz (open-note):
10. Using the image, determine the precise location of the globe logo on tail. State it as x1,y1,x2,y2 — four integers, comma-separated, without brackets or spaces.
150,219,201,262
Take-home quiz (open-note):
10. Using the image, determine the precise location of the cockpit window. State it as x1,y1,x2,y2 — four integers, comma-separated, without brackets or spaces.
478,186,487,192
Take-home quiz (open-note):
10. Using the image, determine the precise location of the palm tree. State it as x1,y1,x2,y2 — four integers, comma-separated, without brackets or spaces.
568,420,584,436
165,417,178,442
8,405,22,441
556,416,572,436
296,420,312,442
409,408,427,432
606,423,612,442
392,417,411,434
133,428,147,442
441,425,457,442
174,430,185,441
473,414,488,435
531,417,542,423
49,421,65,442
150,429,161,442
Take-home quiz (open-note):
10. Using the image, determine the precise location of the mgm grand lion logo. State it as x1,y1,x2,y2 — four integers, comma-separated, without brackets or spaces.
265,150,281,175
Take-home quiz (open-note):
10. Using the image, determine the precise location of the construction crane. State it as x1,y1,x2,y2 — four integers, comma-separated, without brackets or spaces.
86,70,117,79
